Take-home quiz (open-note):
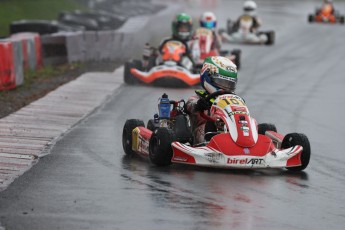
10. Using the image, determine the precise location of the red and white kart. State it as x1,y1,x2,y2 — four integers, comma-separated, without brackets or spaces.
122,90,311,171
192,27,241,69
124,40,199,87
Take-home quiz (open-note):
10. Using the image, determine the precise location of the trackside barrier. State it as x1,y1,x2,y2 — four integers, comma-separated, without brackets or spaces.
11,32,43,70
0,40,24,90
0,41,16,90
40,3,182,64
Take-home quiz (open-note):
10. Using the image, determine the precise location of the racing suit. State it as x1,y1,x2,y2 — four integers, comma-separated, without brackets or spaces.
234,14,262,33
142,36,195,70
186,89,209,144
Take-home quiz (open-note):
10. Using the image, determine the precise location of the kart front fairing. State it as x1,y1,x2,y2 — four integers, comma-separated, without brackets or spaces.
228,30,267,44
130,63,200,86
171,134,303,168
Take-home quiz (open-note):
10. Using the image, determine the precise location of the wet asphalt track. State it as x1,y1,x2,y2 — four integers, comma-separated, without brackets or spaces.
1,0,345,229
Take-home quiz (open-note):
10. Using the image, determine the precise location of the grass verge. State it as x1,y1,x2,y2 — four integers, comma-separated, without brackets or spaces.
0,0,87,37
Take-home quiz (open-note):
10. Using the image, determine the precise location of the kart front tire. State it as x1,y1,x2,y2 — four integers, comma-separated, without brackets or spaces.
308,14,314,23
340,16,345,24
265,31,275,45
124,59,142,85
122,119,145,155
149,127,176,166
147,119,159,132
258,123,277,135
282,133,311,171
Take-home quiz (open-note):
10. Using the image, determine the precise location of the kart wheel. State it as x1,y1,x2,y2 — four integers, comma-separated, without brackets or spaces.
149,127,176,166
282,133,311,171
173,115,193,144
147,119,159,132
265,31,275,45
258,123,277,135
340,16,345,24
231,49,241,70
122,119,145,155
308,14,314,23
124,59,142,85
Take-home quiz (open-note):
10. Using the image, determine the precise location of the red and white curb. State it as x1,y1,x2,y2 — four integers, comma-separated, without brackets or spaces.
0,67,124,192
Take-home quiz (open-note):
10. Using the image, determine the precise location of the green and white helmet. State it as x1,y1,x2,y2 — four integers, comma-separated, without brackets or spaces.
172,13,193,41
200,56,238,94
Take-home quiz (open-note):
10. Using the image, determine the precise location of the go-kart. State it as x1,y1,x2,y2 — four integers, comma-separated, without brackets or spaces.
219,16,275,45
192,27,241,69
122,90,311,171
308,4,344,24
124,40,199,87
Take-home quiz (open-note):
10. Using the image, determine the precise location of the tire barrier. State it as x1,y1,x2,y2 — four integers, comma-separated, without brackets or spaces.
0,40,24,90
10,20,85,35
10,20,60,35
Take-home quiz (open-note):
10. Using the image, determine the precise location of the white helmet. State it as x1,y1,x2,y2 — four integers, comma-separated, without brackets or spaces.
243,0,257,16
200,12,217,30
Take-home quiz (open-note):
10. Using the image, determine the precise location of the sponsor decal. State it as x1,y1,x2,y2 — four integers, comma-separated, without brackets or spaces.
173,157,188,162
138,136,149,155
204,152,222,163
227,158,265,165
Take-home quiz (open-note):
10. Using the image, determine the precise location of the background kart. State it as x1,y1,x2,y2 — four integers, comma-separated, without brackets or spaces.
220,18,275,45
124,40,199,87
122,91,311,171
308,6,345,24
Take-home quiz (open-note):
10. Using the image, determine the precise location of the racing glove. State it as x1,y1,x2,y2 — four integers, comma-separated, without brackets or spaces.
194,97,211,112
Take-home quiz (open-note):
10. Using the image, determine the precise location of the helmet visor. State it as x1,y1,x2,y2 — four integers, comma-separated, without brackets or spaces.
201,21,216,29
212,73,237,92
244,7,255,12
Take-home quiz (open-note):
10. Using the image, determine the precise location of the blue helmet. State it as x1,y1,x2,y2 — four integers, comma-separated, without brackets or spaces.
200,12,217,30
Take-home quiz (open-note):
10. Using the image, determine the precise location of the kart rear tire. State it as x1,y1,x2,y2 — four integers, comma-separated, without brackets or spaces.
308,14,314,23
231,49,241,70
124,59,142,85
149,127,176,166
340,16,345,24
122,119,145,155
258,123,277,135
147,119,159,132
265,31,275,45
282,133,311,171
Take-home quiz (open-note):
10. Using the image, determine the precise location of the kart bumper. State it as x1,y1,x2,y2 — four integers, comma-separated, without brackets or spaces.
131,65,200,86
171,142,303,169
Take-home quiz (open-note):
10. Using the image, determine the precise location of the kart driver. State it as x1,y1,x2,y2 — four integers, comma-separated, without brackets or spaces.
319,0,335,14
186,56,239,144
142,13,194,70
234,0,262,33
196,11,222,51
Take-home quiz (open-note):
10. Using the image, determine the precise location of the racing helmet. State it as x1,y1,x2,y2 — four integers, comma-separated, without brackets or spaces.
172,13,193,41
200,56,238,94
200,12,217,30
243,0,257,16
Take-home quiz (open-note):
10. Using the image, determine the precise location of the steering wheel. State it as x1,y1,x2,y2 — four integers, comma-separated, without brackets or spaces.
199,90,234,122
